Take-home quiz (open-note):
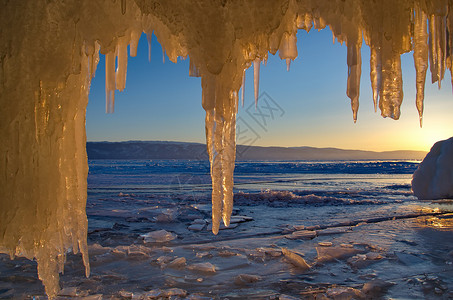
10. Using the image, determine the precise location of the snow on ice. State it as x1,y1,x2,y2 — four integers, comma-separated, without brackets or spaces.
412,137,453,200
2,0,453,297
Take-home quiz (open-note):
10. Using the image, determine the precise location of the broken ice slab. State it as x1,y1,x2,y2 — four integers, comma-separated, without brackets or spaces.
318,242,333,247
281,248,310,271
166,257,186,269
394,252,425,265
188,218,207,231
347,252,383,269
285,230,317,240
187,262,216,274
234,274,262,286
137,288,187,299
325,287,364,299
362,279,395,298
188,223,206,231
141,230,177,243
316,246,362,263
278,294,300,300
229,215,253,223
317,227,352,236
206,222,238,231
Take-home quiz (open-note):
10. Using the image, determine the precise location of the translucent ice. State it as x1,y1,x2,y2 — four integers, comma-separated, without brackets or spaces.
2,1,453,298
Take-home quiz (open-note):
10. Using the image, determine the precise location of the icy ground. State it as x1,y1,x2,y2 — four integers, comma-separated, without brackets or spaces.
1,170,453,299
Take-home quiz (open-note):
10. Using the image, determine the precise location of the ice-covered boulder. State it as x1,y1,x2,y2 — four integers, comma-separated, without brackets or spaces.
412,137,453,200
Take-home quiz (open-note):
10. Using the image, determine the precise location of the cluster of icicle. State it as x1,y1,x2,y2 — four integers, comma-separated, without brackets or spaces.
3,0,453,298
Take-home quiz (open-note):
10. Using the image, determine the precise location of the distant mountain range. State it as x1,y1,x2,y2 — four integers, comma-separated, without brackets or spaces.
86,141,427,161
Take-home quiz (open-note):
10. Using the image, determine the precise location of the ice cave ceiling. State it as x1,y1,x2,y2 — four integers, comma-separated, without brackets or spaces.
1,0,453,297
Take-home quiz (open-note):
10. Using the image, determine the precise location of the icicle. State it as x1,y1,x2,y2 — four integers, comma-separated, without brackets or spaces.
253,58,260,107
121,0,126,15
413,3,428,127
429,15,439,86
220,95,236,227
379,52,403,120
346,31,362,123
189,58,200,77
279,32,298,72
146,33,152,62
129,30,141,57
370,46,381,113
105,51,115,113
115,37,128,92
201,75,221,234
241,68,245,107
448,7,453,93
286,58,291,71
162,48,166,64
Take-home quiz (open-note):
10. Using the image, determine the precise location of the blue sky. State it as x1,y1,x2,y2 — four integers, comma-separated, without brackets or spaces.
87,29,453,151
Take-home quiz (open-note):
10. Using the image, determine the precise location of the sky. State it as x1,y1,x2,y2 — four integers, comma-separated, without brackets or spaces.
87,28,453,152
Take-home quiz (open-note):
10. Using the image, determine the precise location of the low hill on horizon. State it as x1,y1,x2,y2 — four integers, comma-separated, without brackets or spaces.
86,141,427,161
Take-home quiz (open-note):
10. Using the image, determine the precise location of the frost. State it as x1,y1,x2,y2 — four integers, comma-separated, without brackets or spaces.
2,1,453,298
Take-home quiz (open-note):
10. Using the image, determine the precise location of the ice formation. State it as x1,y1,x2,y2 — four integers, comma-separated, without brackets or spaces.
412,137,453,200
2,0,453,297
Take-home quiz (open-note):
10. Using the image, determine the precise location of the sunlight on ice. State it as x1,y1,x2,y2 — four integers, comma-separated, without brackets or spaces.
2,0,453,298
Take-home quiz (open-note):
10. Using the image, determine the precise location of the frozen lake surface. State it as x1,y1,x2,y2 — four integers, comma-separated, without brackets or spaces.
1,160,453,299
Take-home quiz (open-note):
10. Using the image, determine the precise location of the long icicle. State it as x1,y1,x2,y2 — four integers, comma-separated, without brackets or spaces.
413,3,428,127
253,58,260,108
105,51,116,113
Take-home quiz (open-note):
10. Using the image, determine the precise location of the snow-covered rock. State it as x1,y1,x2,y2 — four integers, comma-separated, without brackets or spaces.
412,137,453,200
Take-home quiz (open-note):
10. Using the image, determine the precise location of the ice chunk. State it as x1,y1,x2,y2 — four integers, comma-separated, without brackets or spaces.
141,230,177,243
234,274,262,285
412,137,453,199
281,248,310,270
285,230,317,240
188,223,205,231
166,257,186,269
188,262,216,273
316,246,361,263
326,287,364,299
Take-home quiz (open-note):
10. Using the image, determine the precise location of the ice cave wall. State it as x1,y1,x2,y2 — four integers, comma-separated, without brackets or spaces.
1,0,453,297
